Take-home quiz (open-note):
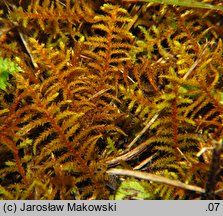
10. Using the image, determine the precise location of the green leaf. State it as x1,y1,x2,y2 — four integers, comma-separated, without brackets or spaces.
0,57,21,91
127,0,223,12
115,179,155,200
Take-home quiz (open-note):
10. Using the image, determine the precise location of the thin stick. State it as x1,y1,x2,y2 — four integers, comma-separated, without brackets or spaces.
123,0,223,12
107,168,205,193
183,42,209,80
127,112,159,149
18,31,38,69
106,137,154,166
133,152,158,170
88,88,111,100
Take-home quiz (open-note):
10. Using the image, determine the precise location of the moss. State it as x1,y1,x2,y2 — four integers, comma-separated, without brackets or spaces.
0,0,222,200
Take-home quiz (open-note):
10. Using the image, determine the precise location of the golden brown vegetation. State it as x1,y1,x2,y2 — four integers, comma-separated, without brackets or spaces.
0,0,223,199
